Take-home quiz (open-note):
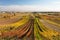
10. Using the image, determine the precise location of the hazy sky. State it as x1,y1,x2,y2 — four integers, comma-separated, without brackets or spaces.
0,0,60,12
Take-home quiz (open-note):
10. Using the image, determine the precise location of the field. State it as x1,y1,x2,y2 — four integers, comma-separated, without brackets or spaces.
0,12,60,40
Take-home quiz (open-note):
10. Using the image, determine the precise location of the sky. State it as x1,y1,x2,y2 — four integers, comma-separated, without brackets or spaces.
0,0,60,12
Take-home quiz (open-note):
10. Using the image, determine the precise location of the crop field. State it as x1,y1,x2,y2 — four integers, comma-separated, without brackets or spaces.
0,12,60,40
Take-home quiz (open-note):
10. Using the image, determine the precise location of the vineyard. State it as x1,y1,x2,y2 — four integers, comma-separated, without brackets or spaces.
0,12,60,40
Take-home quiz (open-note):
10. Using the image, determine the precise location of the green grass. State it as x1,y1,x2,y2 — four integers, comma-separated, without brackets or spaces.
34,18,42,40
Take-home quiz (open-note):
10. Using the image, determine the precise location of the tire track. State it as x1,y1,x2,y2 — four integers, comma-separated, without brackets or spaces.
0,19,31,39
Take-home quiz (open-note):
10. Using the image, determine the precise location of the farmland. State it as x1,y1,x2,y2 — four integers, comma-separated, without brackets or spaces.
0,12,60,40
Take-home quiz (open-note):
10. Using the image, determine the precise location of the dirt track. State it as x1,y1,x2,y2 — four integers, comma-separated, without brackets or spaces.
39,19,60,32
0,19,34,40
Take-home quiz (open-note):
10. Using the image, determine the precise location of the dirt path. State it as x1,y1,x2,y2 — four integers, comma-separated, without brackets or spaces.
39,19,60,32
0,19,34,40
